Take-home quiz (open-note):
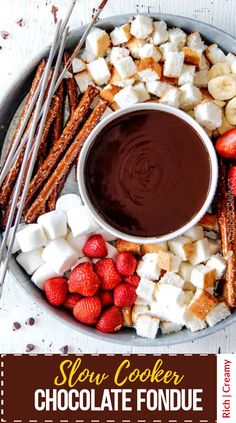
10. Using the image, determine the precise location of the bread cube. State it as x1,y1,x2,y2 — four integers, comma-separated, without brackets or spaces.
141,242,168,254
154,284,185,308
184,311,207,332
136,314,160,339
150,301,168,320
110,47,130,65
159,42,178,61
190,264,216,289
81,48,97,64
194,70,209,88
179,262,194,282
137,57,162,82
159,272,185,288
159,87,181,108
183,47,202,68
87,58,111,86
116,239,141,255
146,80,173,97
74,70,94,93
139,44,161,62
163,52,184,78
126,37,145,59
136,277,156,303
109,67,136,88
184,225,204,242
180,83,202,111
198,213,219,232
189,238,212,265
135,296,149,306
100,83,121,104
194,100,222,130
152,21,169,45
160,321,183,335
137,254,160,280
208,239,221,256
114,56,137,79
169,27,187,49
154,251,181,272
187,32,205,52
206,302,231,327
178,64,195,86
187,288,217,320
72,58,86,73
205,44,226,64
110,22,131,45
134,82,150,102
85,28,110,58
168,236,194,261
132,304,152,324
114,85,139,108
184,290,195,305
207,254,227,279
130,15,154,40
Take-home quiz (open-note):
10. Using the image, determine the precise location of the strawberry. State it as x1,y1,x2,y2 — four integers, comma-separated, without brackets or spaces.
99,290,114,307
124,274,140,288
96,306,123,333
215,129,236,159
73,296,101,325
82,234,108,258
114,283,137,307
45,277,68,306
95,258,121,290
63,293,82,310
228,166,236,196
68,262,100,296
116,252,137,276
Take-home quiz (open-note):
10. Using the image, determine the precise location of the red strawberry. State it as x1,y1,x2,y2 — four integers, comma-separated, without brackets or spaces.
45,277,68,306
114,283,136,307
73,296,102,325
124,274,140,288
63,293,82,310
96,306,123,333
95,258,121,290
116,252,137,276
99,290,114,307
215,129,236,159
228,165,236,196
68,262,100,296
82,234,108,258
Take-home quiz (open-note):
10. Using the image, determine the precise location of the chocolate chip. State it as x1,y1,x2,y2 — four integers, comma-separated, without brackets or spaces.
1,31,9,40
15,18,25,27
26,343,35,352
60,345,68,354
25,317,35,326
12,322,21,331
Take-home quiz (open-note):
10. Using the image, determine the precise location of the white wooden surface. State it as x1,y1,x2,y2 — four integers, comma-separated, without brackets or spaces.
0,0,236,354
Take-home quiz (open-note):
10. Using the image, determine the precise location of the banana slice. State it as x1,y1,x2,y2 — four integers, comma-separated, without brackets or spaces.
225,96,236,125
213,99,226,107
208,75,236,100
208,62,231,81
218,112,235,135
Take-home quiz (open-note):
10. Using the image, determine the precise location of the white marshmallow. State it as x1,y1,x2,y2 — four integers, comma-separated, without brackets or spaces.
160,321,183,335
179,262,194,282
56,194,82,215
146,80,173,97
137,253,161,280
114,56,137,79
134,82,150,102
67,205,99,237
180,83,202,111
87,58,111,86
184,225,204,241
168,27,187,49
168,236,193,261
38,210,67,240
66,232,88,256
130,15,153,40
16,248,44,275
207,254,227,279
110,23,131,46
105,242,118,260
85,28,110,58
31,263,62,290
178,64,195,86
16,224,47,252
74,70,94,93
163,52,184,78
2,223,25,254
159,272,185,288
206,302,231,327
152,21,169,45
71,256,91,270
136,277,156,303
194,101,222,130
114,86,139,108
72,58,86,73
190,264,216,289
42,239,78,274
189,238,212,265
139,44,161,62
159,87,181,108
136,314,159,339
194,70,209,88
110,47,130,65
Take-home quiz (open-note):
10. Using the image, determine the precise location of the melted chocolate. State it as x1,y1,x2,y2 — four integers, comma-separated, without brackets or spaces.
85,110,211,237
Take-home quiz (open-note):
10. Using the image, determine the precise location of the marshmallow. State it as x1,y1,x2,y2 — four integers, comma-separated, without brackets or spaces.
152,21,169,46
130,15,154,40
159,272,185,288
168,236,194,261
110,47,130,65
71,257,91,270
85,28,110,58
207,254,227,279
16,248,44,275
194,101,222,130
180,83,202,111
206,302,231,327
74,70,94,93
72,58,86,73
163,52,184,78
87,58,111,86
38,210,67,240
67,205,99,237
110,23,131,46
56,194,82,215
136,277,156,303
114,56,137,79
160,321,183,335
16,224,47,252
184,225,204,241
106,242,118,260
66,232,88,256
114,86,139,108
136,314,159,339
42,239,78,274
2,223,25,254
31,263,62,290
168,27,187,49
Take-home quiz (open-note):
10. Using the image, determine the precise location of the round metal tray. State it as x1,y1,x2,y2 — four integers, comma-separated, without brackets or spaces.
1,13,236,346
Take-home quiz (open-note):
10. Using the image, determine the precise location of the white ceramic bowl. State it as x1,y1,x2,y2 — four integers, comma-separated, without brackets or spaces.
78,103,218,244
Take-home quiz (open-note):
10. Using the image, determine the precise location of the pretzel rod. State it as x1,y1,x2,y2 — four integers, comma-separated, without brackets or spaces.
64,51,79,114
24,99,108,222
23,85,98,210
51,81,65,145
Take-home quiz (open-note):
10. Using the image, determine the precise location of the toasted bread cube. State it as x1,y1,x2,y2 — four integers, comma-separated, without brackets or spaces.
109,67,136,88
141,242,167,254
146,80,173,97
183,47,202,68
179,262,194,282
208,239,221,256
164,52,184,78
154,284,185,306
134,82,150,102
205,44,226,64
184,290,195,305
178,64,195,86
72,58,86,73
184,311,207,332
100,84,121,104
114,85,139,108
136,277,156,303
194,70,209,88
207,254,227,279
160,321,183,335
114,56,137,79
116,239,141,255
200,54,210,70
205,301,231,327
187,32,205,52
150,301,168,320
184,280,196,291
110,23,131,45
190,264,216,289
85,28,110,58
168,236,194,261
130,15,154,40
180,83,202,111
169,27,187,49
152,20,169,45
184,225,204,241
81,48,97,63
87,58,111,86
159,272,185,288
159,42,178,61
74,70,94,93
137,57,162,82
126,37,145,59
154,251,181,272
132,304,152,324
194,101,222,130
189,238,212,265
159,87,181,108
187,288,217,320
136,314,160,339
139,44,162,62
198,214,219,232
121,306,133,327
137,254,160,280
110,47,130,65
